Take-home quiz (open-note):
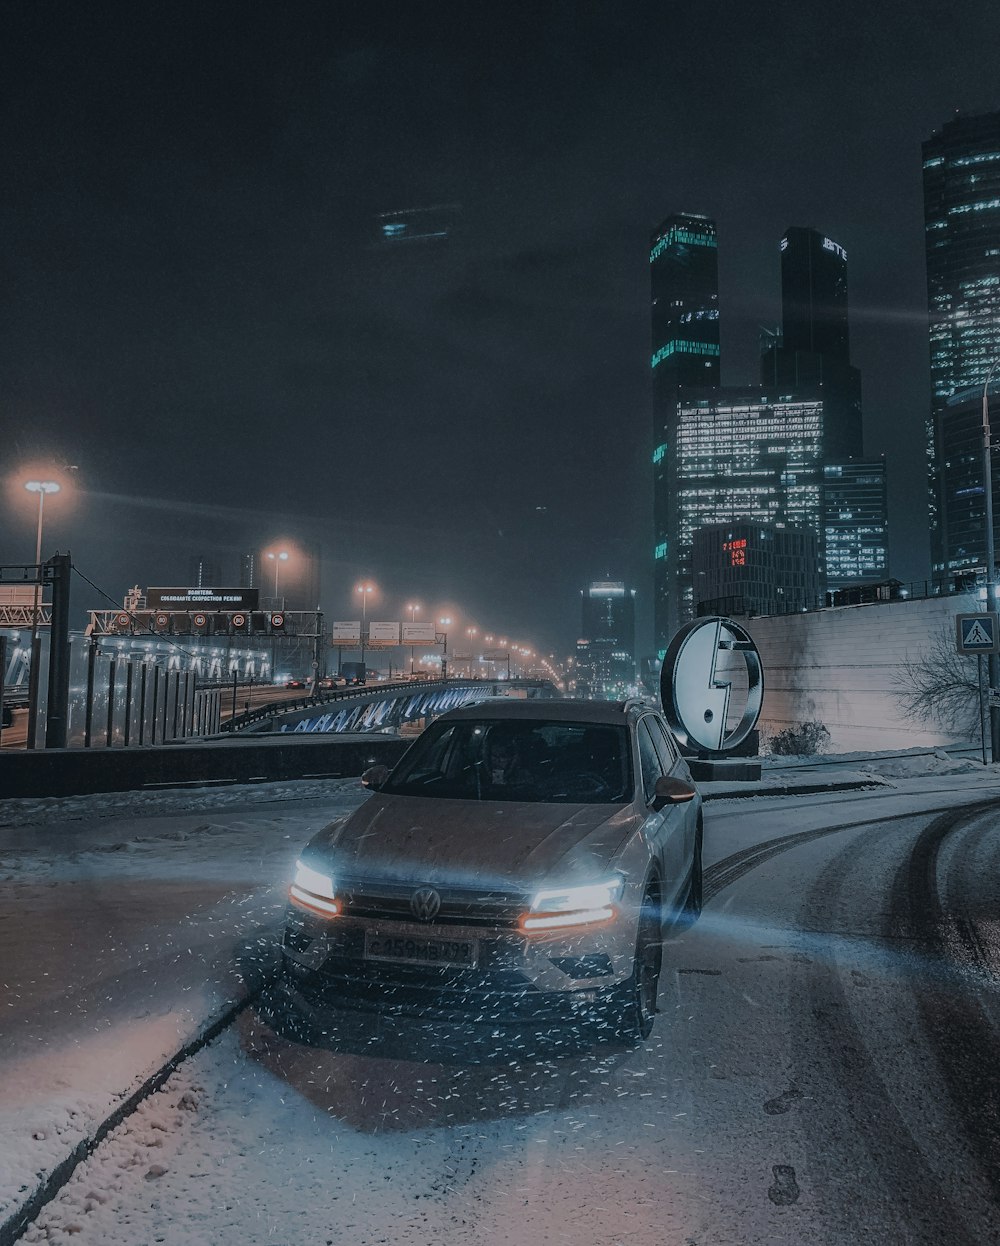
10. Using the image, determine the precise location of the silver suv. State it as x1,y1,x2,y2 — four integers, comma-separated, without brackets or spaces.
276,698,703,1044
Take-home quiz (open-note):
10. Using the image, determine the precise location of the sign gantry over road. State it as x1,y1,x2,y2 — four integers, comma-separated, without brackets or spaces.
955,612,1000,655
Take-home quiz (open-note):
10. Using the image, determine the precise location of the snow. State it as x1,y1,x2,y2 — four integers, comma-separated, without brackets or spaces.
0,778,368,1228
2,752,999,1241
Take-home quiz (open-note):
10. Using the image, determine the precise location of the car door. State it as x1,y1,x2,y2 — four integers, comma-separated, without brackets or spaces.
636,714,687,910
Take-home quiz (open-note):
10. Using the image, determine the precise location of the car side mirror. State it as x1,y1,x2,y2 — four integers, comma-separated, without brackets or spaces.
361,764,390,790
651,774,697,811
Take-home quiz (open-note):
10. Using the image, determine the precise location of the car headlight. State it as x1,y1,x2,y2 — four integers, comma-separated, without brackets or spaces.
520,877,623,932
289,859,340,917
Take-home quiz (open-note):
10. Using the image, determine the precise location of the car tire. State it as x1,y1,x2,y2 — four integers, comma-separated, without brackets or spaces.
602,886,662,1046
677,818,703,929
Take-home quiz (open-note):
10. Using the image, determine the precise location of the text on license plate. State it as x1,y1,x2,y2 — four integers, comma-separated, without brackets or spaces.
364,931,479,968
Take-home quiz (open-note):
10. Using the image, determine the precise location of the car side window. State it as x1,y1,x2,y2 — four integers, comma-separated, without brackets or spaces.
649,716,679,770
637,720,664,805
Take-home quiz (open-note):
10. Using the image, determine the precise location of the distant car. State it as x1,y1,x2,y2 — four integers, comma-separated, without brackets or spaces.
317,676,343,689
275,697,703,1045
285,678,306,690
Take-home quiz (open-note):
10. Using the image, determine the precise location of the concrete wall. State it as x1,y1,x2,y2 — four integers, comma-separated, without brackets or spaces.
0,735,410,800
741,592,981,752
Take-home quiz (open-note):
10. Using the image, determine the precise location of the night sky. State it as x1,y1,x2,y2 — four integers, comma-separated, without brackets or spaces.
3,1,999,657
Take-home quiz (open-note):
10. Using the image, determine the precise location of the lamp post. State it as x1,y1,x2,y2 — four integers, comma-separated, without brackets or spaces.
23,480,61,750
356,582,376,680
266,550,289,603
466,627,477,677
438,616,451,681
983,365,1000,761
406,602,420,674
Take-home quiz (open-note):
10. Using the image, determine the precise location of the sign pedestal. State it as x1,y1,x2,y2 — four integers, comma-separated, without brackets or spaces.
688,757,761,782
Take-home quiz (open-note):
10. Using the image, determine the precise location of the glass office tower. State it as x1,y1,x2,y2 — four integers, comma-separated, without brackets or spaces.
760,226,863,464
650,213,720,652
923,110,1000,576
822,458,889,588
671,387,825,624
692,520,821,616
935,388,1000,579
580,581,636,699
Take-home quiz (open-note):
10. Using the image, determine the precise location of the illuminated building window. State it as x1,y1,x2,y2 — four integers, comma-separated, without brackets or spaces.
651,340,721,369
649,228,718,263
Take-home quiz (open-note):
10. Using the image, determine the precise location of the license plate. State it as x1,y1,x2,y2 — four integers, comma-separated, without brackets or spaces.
364,930,479,969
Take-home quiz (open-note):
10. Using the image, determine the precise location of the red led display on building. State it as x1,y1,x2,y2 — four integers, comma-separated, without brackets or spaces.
722,538,747,567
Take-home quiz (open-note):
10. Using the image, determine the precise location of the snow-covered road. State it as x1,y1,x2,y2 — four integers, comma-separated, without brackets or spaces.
0,778,369,1230
4,760,1000,1244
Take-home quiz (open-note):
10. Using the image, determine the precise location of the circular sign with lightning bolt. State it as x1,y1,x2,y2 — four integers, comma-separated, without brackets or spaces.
660,616,763,753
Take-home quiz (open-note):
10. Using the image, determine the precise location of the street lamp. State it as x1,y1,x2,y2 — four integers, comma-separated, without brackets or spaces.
23,480,61,750
265,550,289,602
406,602,421,674
983,365,1000,760
466,627,477,677
356,582,376,679
438,616,452,680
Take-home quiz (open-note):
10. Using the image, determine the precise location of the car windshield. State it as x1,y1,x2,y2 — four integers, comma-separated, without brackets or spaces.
382,718,633,803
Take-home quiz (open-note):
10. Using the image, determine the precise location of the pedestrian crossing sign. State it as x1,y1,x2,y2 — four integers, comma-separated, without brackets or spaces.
956,612,1000,654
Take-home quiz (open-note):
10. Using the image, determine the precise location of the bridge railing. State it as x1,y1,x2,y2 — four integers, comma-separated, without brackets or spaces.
222,677,549,734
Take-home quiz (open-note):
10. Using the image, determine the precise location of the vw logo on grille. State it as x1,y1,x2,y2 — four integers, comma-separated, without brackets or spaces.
410,886,442,922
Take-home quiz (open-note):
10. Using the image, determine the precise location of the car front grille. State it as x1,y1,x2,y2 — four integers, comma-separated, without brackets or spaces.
335,877,530,927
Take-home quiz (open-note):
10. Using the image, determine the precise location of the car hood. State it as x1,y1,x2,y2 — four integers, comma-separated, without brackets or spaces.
306,794,639,891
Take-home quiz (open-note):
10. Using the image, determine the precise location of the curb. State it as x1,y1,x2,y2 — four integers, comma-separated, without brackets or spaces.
0,984,270,1246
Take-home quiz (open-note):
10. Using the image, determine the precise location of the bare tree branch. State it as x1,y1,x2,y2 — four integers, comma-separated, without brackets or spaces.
898,625,985,739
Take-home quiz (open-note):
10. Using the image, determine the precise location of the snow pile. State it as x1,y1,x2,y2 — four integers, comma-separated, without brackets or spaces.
763,746,984,780
0,776,362,829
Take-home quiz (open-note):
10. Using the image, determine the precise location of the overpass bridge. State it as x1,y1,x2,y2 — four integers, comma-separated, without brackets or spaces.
224,677,558,736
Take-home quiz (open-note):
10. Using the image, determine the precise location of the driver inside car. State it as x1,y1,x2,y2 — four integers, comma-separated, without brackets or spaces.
484,730,534,790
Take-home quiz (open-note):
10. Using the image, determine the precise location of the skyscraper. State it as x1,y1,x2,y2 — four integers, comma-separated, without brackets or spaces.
650,213,720,652
673,387,826,621
780,226,850,362
580,581,636,699
935,389,996,578
822,458,889,588
760,226,862,462
650,214,721,391
188,554,223,587
692,520,821,616
923,110,1000,577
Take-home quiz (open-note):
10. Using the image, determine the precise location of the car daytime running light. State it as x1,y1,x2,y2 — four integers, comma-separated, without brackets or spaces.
289,859,341,916
520,878,623,931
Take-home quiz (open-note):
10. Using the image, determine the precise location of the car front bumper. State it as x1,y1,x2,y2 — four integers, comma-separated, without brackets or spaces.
279,904,638,1023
